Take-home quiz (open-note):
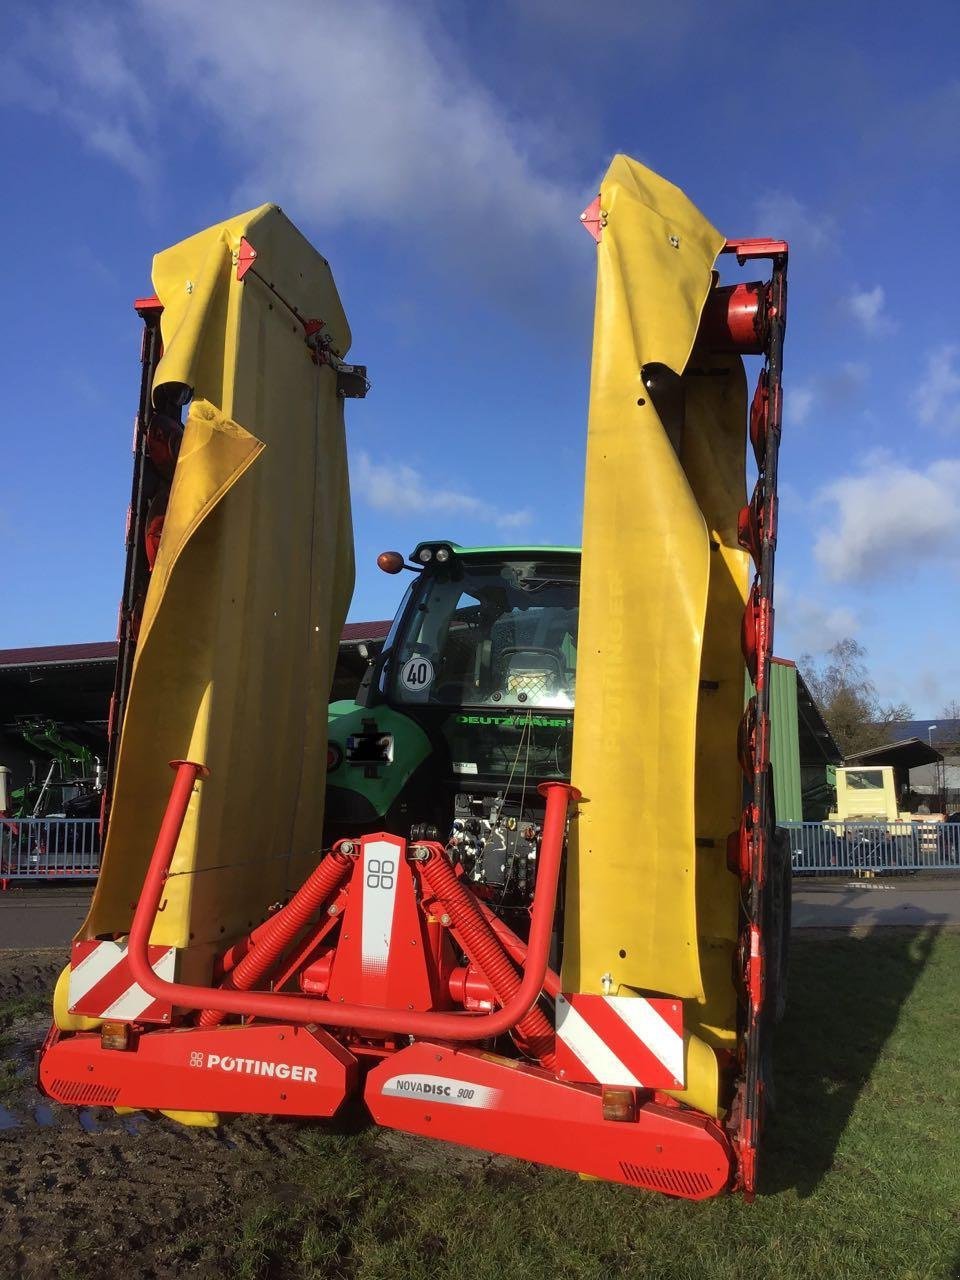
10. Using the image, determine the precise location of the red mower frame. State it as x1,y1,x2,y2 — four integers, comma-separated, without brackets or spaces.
40,232,788,1202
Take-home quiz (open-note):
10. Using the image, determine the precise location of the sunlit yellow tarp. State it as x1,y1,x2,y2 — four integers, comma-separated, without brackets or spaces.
563,157,748,1114
79,206,355,967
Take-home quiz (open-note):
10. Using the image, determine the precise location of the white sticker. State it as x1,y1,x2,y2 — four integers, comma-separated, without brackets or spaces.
380,1074,501,1108
453,762,478,775
399,656,434,691
361,838,402,977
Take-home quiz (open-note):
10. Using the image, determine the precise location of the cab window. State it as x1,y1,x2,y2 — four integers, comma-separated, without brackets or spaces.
389,559,578,710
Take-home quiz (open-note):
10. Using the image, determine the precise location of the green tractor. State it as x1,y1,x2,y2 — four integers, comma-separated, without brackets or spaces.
325,542,579,929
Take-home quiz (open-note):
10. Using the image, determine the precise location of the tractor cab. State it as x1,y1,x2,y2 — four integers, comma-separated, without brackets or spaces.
324,543,580,917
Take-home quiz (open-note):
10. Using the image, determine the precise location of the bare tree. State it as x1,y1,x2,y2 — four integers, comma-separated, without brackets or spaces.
941,699,960,720
801,638,912,757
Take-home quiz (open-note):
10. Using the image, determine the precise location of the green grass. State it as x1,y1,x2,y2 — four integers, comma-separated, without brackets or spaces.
0,993,47,1101
232,929,960,1280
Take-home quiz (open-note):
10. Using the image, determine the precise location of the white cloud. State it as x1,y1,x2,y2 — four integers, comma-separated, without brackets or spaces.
0,11,154,183
353,451,532,533
753,191,836,254
3,2,588,316
844,284,894,336
813,453,960,582
775,582,860,657
786,384,814,428
915,345,960,433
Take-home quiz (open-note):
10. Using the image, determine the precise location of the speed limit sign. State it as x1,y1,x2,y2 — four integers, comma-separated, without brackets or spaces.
399,656,434,691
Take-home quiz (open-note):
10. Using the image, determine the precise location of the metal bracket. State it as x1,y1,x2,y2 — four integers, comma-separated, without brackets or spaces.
721,238,789,265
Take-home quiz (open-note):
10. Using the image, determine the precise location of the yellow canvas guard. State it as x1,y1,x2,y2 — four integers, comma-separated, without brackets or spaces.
78,206,354,968
564,157,750,1114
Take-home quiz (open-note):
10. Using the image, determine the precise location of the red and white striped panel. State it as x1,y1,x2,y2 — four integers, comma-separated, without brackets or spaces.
68,940,176,1024
554,993,684,1090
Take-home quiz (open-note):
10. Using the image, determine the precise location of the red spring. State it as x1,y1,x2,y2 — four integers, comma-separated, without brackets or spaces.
419,850,557,1068
198,847,354,1027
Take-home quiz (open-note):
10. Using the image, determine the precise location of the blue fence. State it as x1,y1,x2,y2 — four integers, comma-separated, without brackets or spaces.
0,818,101,884
782,819,960,876
3,816,957,883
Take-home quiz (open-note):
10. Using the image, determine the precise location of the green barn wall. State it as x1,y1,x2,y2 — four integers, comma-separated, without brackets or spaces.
746,659,803,822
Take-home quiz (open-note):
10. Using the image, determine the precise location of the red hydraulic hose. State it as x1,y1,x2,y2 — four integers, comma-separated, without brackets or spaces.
419,848,557,1067
198,846,354,1026
125,766,579,1041
475,898,562,1000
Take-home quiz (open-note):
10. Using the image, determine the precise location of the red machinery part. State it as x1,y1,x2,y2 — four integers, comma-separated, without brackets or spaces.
697,281,768,354
40,1021,356,1117
474,897,562,998
324,833,450,1012
730,244,788,1197
199,844,355,1026
144,492,167,571
749,368,770,468
418,841,557,1066
447,965,496,1010
122,764,579,1042
365,1041,733,1199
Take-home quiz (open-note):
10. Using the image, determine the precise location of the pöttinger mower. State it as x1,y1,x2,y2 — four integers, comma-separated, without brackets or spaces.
40,156,790,1199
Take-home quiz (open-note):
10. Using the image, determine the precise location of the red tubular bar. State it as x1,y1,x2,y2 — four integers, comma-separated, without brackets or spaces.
419,846,557,1067
199,846,354,1027
125,766,579,1041
475,898,562,999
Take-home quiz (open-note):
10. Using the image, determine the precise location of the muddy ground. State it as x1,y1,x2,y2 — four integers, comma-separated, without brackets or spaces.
0,949,494,1280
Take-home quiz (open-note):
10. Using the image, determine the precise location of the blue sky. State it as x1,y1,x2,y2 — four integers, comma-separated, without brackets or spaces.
1,1,958,713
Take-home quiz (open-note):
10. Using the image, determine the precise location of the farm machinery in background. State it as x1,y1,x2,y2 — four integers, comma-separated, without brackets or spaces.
0,719,103,881
39,156,790,1199
2,719,101,820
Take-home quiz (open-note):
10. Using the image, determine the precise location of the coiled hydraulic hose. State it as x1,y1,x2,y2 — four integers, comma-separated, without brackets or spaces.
126,765,578,1041
198,846,354,1026
419,847,557,1067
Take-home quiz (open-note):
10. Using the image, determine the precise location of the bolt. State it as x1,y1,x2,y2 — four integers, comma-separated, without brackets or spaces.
440,913,452,927
580,212,587,221
327,903,339,915
669,234,680,248
341,840,355,854
185,279,195,293
410,845,429,861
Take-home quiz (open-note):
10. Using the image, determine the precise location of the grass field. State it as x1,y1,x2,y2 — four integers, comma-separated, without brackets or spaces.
0,993,46,1101
2,929,958,1280
232,928,960,1280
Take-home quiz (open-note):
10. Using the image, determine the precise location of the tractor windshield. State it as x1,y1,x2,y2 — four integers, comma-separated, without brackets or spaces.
387,558,579,710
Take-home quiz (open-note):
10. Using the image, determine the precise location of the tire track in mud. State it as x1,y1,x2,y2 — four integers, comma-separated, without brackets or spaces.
0,948,515,1279
0,950,322,1280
